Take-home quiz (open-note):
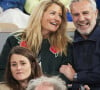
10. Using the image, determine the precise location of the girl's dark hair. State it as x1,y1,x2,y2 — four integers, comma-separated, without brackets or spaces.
5,46,42,90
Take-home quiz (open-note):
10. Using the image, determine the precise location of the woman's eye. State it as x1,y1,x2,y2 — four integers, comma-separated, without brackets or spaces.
21,62,26,65
11,63,17,66
50,12,55,15
59,14,62,18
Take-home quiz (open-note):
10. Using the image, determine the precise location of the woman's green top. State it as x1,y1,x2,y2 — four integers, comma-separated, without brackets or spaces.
0,32,73,84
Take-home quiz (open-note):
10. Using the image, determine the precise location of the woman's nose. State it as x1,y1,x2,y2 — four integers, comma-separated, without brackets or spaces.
16,64,21,70
54,14,61,21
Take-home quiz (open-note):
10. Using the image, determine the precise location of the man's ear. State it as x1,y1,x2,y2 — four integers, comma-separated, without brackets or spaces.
95,9,98,18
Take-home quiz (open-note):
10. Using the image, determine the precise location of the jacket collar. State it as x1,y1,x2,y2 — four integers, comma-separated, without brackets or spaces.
73,23,100,43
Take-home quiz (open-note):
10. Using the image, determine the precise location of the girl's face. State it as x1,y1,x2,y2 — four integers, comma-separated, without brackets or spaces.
10,54,31,82
41,3,62,38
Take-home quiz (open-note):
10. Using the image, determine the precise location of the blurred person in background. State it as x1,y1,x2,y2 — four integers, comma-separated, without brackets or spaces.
0,0,29,28
24,0,40,14
0,0,25,11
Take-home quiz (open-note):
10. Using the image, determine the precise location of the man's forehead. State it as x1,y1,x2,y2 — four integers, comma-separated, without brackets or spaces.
70,1,92,13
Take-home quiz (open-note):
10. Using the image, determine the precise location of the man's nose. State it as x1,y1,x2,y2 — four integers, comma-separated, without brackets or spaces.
79,14,85,21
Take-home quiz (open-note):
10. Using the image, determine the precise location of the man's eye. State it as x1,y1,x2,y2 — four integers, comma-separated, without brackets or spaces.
73,13,79,16
83,12,89,15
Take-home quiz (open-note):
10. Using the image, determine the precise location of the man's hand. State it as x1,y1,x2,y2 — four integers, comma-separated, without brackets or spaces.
59,63,76,81
84,85,90,90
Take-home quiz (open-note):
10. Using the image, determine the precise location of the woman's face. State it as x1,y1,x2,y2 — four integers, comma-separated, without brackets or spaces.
41,3,62,37
10,54,31,82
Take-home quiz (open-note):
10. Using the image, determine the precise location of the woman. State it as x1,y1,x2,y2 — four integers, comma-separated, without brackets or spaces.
0,0,73,84
0,46,42,90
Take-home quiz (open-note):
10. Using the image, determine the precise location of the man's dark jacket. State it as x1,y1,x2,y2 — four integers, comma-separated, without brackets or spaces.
72,24,100,90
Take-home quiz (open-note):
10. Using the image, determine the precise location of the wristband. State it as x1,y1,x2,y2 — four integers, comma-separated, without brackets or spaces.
73,73,77,81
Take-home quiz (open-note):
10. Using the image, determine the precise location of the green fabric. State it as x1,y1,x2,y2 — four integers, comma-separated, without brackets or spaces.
40,39,73,84
24,0,40,14
0,32,73,84
24,0,72,14
60,0,72,9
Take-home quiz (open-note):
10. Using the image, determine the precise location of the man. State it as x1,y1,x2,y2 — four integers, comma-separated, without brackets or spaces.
26,76,67,90
60,0,100,90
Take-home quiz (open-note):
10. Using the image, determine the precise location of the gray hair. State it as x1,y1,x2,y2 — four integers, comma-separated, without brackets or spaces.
26,76,67,90
69,0,97,11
